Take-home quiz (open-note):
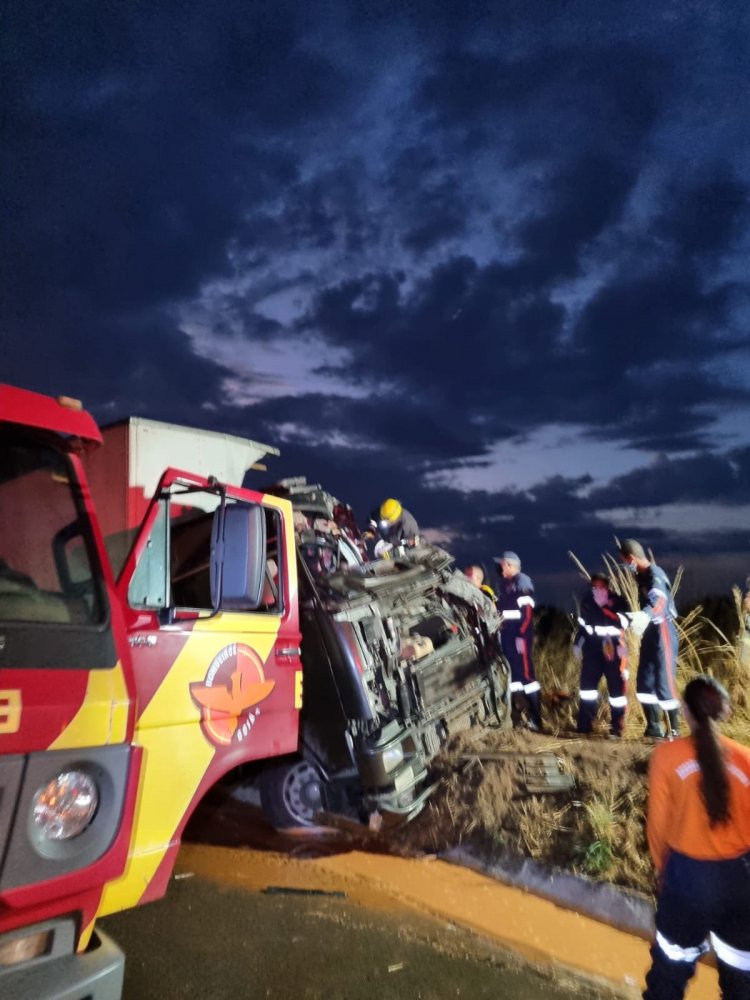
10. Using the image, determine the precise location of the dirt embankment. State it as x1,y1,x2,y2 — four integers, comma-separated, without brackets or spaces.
402,595,750,900
393,727,656,897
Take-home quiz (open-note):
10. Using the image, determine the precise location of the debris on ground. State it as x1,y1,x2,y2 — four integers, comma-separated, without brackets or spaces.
392,728,655,897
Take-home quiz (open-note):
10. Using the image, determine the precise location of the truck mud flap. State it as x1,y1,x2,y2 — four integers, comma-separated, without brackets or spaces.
2,924,124,1000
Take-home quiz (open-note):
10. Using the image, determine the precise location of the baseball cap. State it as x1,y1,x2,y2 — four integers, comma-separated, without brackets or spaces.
493,551,520,564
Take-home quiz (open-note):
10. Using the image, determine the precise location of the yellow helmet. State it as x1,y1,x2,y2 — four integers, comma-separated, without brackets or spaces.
379,498,402,523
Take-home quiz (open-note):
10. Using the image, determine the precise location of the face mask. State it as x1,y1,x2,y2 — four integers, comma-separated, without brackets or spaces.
592,587,609,607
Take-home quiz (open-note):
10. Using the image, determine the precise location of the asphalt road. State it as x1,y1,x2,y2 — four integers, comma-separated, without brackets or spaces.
101,864,621,1000
99,789,635,999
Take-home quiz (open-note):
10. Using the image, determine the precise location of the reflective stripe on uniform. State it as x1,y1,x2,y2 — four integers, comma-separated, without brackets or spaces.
503,610,522,620
710,933,750,971
637,692,659,704
510,681,524,692
579,689,599,701
658,698,680,710
609,695,628,708
577,619,622,637
655,931,709,963
524,681,541,694
728,764,750,787
518,596,535,608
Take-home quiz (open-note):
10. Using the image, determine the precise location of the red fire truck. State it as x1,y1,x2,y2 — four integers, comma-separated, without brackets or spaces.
0,386,302,998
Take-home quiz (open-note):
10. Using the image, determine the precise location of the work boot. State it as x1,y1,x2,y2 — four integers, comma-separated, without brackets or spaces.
511,692,527,729
665,708,681,738
610,709,625,739
525,690,543,733
643,704,665,739
576,697,597,735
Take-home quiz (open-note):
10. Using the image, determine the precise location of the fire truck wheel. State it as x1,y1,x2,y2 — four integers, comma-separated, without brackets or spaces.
259,759,324,828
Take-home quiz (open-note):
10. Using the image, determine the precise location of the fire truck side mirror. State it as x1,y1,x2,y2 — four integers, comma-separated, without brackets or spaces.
210,503,267,611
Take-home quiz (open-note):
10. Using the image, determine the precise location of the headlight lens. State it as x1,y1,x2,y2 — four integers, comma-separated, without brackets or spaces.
32,771,98,840
381,744,405,773
0,929,52,967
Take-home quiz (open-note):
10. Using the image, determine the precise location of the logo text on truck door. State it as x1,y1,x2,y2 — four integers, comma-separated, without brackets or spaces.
190,643,275,746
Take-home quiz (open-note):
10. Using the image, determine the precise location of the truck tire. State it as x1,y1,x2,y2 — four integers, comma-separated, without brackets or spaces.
259,759,324,828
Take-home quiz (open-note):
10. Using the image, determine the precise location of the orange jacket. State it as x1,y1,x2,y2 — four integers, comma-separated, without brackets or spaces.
647,734,750,873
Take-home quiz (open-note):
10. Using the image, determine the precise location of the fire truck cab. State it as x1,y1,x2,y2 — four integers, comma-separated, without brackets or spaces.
0,387,302,999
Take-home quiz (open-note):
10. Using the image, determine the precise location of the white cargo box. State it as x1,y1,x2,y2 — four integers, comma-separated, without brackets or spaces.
86,417,279,569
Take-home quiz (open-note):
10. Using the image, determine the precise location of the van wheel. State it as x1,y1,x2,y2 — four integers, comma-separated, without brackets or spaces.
259,759,324,828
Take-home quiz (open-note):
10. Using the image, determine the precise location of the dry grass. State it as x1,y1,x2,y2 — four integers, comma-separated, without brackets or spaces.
532,553,750,892
396,557,750,900
561,551,750,744
515,798,570,856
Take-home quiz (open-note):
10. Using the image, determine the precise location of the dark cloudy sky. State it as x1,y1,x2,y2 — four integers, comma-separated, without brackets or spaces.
3,0,750,604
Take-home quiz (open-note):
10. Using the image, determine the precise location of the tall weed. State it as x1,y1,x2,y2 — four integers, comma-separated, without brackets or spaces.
544,551,750,748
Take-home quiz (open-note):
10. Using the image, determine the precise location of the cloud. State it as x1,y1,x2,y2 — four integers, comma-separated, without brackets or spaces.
3,0,750,604
590,448,750,511
224,391,504,463
304,257,569,410
418,40,671,164
514,154,638,283
4,305,234,424
655,174,749,261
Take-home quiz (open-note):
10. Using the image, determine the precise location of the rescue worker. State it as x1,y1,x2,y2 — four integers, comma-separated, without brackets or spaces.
643,676,750,999
494,551,541,731
464,564,496,601
619,539,680,739
361,509,383,561
376,498,420,549
573,573,629,737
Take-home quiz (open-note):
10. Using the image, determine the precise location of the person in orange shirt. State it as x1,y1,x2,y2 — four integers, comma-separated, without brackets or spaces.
643,676,750,999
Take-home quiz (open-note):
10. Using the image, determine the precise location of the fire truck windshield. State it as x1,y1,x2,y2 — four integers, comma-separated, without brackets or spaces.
0,428,105,626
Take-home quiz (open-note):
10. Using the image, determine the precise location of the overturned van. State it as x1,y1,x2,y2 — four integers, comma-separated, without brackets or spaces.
257,479,511,826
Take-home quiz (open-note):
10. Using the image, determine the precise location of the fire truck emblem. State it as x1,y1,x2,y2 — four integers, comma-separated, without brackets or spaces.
190,643,275,747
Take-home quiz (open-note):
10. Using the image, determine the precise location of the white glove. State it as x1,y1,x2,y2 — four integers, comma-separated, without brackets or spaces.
617,643,627,659
629,610,650,637
515,636,526,654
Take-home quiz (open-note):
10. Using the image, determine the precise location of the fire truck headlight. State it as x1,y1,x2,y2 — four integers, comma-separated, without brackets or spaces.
31,771,99,841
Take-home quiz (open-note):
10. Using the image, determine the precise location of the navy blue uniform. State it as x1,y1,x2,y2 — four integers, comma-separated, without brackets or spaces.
636,563,679,714
646,850,750,999
497,571,539,697
575,591,629,736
